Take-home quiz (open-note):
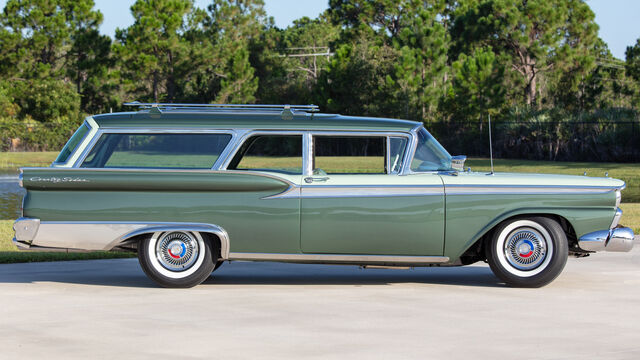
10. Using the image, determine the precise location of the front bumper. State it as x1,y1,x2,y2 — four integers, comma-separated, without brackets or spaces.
578,227,635,252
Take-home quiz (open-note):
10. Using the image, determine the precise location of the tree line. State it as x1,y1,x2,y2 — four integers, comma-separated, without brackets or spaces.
1,0,640,160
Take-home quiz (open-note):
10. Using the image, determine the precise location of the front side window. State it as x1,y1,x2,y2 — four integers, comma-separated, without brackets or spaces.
55,123,90,164
314,136,386,174
81,133,232,169
410,128,452,172
228,135,303,174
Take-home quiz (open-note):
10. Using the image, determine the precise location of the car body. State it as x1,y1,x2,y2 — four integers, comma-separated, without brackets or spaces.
13,103,635,287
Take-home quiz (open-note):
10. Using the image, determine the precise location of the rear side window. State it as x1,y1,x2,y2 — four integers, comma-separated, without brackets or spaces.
228,135,302,174
55,123,90,164
81,133,232,169
314,136,386,174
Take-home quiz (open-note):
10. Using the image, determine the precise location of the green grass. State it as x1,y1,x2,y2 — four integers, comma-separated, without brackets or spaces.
0,151,58,170
0,220,134,264
619,203,640,234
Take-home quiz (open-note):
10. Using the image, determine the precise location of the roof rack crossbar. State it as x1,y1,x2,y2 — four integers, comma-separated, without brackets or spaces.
123,102,319,113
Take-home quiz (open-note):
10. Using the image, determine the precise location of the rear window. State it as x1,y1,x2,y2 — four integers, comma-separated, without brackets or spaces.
80,133,232,169
55,123,90,164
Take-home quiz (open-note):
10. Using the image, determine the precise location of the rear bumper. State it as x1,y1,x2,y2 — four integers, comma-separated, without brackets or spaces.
578,227,635,252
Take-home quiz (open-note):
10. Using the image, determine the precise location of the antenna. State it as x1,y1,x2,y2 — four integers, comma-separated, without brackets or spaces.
488,114,494,175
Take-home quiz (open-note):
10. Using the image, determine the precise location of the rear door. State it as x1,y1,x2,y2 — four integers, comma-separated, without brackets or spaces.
300,133,445,256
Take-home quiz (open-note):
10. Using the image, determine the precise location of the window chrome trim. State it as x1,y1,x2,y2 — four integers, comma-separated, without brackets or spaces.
400,124,422,175
54,118,97,168
220,130,308,174
309,130,412,176
303,132,313,176
73,128,238,169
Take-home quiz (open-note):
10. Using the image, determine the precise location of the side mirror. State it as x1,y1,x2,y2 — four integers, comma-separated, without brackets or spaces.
451,155,466,172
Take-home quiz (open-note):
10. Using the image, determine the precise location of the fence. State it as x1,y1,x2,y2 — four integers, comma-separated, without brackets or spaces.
3,117,640,162
428,119,640,162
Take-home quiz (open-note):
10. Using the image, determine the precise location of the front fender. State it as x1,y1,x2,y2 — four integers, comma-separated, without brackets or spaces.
444,206,615,260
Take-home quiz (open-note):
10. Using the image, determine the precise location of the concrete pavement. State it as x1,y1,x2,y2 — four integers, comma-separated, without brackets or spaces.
1,246,640,360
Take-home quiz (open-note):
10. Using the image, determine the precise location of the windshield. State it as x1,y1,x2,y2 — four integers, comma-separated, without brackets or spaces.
410,128,452,172
54,123,90,164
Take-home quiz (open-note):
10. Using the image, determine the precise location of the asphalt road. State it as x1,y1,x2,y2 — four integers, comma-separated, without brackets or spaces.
1,245,640,360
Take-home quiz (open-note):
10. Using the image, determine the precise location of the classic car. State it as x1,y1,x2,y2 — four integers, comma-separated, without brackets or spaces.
12,103,635,288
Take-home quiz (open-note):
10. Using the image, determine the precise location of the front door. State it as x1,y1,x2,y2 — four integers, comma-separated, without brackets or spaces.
300,134,445,256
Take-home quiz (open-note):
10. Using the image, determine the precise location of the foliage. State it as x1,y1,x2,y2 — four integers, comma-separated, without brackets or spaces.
0,0,639,161
451,0,598,107
446,47,506,122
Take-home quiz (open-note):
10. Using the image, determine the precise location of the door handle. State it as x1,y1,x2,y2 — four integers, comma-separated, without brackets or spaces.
304,176,329,183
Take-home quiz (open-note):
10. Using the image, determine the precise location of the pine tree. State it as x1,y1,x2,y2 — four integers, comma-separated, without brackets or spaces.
115,0,194,102
451,0,598,107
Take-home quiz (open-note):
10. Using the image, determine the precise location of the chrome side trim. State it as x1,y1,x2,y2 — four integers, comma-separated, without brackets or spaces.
611,208,623,228
264,184,443,199
12,238,90,253
578,227,634,252
616,190,622,208
228,252,450,265
300,185,443,198
445,184,619,195
27,221,230,257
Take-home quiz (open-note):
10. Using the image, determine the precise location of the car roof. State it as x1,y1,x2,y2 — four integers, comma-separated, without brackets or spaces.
91,111,421,133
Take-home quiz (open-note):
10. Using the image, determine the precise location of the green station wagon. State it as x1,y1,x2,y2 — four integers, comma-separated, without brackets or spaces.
12,103,635,288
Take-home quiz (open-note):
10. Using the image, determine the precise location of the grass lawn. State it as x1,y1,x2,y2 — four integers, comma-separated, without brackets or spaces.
0,151,58,170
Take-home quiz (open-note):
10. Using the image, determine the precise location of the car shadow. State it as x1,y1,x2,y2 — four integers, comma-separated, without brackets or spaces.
203,261,504,288
0,258,505,288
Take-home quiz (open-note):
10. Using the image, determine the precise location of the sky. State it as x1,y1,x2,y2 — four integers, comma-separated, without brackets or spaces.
1,0,638,60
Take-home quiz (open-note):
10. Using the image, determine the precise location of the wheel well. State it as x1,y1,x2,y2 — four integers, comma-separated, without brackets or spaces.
115,231,224,260
459,213,577,265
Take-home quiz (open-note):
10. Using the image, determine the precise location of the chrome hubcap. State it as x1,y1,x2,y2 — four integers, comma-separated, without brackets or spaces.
156,232,199,271
504,227,547,270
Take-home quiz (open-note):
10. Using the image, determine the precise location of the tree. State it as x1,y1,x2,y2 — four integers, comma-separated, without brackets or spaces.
392,5,448,121
627,39,640,82
451,0,599,107
253,14,339,104
0,0,103,79
317,33,399,116
181,0,266,104
626,38,640,105
115,0,194,102
447,47,505,121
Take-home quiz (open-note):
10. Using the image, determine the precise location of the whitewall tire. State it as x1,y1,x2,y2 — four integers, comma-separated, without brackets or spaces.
138,231,218,288
486,217,568,287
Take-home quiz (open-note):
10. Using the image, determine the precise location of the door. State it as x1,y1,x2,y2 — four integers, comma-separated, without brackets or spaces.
300,134,445,256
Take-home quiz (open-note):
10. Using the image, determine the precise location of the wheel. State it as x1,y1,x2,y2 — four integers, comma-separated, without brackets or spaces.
485,217,568,287
138,231,219,288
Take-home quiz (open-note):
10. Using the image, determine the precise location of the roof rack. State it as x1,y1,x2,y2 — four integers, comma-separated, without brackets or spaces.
123,102,319,117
